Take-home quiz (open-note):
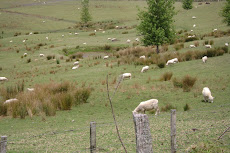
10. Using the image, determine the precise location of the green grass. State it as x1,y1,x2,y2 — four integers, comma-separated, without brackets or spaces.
0,0,230,152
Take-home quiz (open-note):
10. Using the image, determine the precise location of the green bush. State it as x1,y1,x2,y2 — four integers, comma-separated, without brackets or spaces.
160,72,173,81
60,94,73,110
184,103,191,111
157,60,165,68
27,58,31,63
56,59,60,64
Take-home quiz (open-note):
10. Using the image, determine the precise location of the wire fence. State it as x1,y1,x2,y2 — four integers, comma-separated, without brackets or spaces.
1,104,229,152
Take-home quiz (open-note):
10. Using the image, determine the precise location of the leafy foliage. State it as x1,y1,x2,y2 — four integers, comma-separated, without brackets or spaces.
81,0,92,24
221,0,230,25
137,0,176,53
182,0,193,10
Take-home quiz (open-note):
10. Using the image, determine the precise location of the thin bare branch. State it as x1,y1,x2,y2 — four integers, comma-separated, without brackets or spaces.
218,126,230,140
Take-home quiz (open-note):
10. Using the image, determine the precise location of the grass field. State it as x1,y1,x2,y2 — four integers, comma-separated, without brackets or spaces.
0,0,230,152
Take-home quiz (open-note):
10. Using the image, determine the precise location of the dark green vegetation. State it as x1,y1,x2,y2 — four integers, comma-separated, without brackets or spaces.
221,0,230,25
0,0,230,152
183,0,193,10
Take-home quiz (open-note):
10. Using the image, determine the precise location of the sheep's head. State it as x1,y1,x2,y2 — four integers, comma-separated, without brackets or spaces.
210,96,214,103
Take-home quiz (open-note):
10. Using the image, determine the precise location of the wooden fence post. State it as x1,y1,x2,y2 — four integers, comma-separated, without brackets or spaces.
0,136,7,153
171,109,176,153
90,121,96,153
133,113,153,153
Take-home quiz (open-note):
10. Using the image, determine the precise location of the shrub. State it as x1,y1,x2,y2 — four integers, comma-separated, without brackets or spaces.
184,51,193,61
18,103,27,119
74,88,92,105
34,32,39,34
182,75,197,92
27,58,31,63
221,46,228,53
0,102,7,116
157,60,165,68
162,45,169,52
60,94,73,110
56,59,60,64
184,103,191,111
209,40,214,45
160,72,173,81
122,31,128,34
174,43,184,51
185,37,199,42
207,49,217,57
161,104,177,112
104,45,111,50
46,55,53,60
204,40,209,45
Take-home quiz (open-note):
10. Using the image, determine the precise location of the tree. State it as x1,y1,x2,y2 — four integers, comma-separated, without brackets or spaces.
137,0,176,54
182,0,193,10
81,0,92,24
221,0,230,26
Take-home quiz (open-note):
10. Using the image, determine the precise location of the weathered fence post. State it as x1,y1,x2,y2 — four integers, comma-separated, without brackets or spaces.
90,121,96,153
171,109,176,153
0,136,7,153
133,113,153,153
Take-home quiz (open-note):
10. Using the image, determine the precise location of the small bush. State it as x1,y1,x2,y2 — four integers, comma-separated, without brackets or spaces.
207,49,217,57
160,72,173,81
27,58,31,63
204,40,209,45
89,33,96,36
184,103,191,111
60,94,73,110
161,104,177,112
157,61,165,68
174,43,184,51
209,40,214,45
56,59,60,64
182,75,197,92
46,55,53,60
184,51,193,61
0,102,7,116
172,78,183,88
74,88,92,105
34,32,39,34
221,46,228,53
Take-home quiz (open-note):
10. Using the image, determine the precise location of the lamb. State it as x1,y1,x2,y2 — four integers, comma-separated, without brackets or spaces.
0,77,8,81
202,56,208,63
205,45,212,48
133,99,160,116
141,66,149,73
27,88,34,91
4,98,18,104
74,33,79,35
190,44,196,48
139,55,146,59
166,58,178,66
73,61,79,65
202,87,214,103
122,73,131,79
103,56,109,59
72,65,79,70
40,54,45,57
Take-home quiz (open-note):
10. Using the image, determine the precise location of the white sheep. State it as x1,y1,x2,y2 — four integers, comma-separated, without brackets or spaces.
111,38,117,41
72,65,79,70
83,42,87,45
122,73,131,79
202,87,214,103
40,54,45,57
133,99,160,115
205,45,212,48
141,66,149,73
108,38,111,40
139,55,146,59
73,61,79,65
202,56,208,63
173,58,179,63
24,53,27,56
166,58,178,66
46,36,48,40
4,98,18,104
190,44,196,48
29,32,33,35
27,88,34,91
213,29,217,32
74,33,79,35
193,24,196,28
102,31,105,33
22,40,26,43
10,40,13,43
0,77,8,81
103,56,109,59
135,38,139,42
225,43,229,47
192,16,196,19
127,39,131,43
69,32,72,35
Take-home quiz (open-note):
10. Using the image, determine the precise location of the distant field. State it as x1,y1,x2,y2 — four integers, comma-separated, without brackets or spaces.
0,0,230,152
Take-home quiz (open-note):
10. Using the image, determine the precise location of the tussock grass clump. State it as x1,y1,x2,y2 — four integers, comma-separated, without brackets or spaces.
46,55,53,60
104,45,111,50
194,41,199,47
27,58,31,63
185,37,199,42
1,81,24,100
161,104,177,112
173,77,183,88
160,72,173,81
184,103,191,111
182,75,197,92
174,43,184,51
122,31,128,34
0,67,2,71
1,81,92,119
89,33,96,36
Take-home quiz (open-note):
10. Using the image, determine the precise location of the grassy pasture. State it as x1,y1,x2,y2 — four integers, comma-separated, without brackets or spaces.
0,0,230,152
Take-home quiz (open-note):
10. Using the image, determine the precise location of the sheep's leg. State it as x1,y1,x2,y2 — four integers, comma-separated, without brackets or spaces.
155,107,160,116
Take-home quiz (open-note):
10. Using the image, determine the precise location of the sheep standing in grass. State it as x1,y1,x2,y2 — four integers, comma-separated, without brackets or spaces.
0,77,8,81
27,88,34,92
166,58,178,66
202,87,214,103
225,43,229,47
205,45,212,48
141,66,149,73
202,56,208,63
133,99,160,115
103,56,109,59
40,54,45,57
122,73,131,79
72,65,79,70
73,61,79,65
190,44,196,48
139,55,146,59
4,98,18,104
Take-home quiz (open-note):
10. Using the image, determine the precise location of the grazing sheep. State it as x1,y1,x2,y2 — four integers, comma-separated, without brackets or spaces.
108,38,111,40
122,73,131,79
202,87,214,103
135,38,139,42
127,39,131,43
103,56,109,59
29,32,33,35
24,53,27,56
74,33,79,35
202,56,208,63
69,32,72,35
192,16,196,19
72,65,79,70
10,40,13,43
46,37,48,40
225,43,229,47
205,45,212,48
42,21,46,23
166,58,178,66
139,55,146,59
27,88,34,91
188,35,196,38
213,29,217,32
115,26,119,29
83,42,87,45
23,40,26,43
102,31,105,33
191,30,193,32
133,99,160,115
40,54,45,57
73,61,79,65
4,98,18,104
190,44,196,48
94,30,97,32
111,38,117,41
193,24,196,28
141,66,149,73
0,77,8,81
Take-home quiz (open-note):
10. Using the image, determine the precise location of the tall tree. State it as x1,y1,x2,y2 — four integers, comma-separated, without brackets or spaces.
137,0,176,54
221,0,230,26
81,0,92,24
182,0,193,10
